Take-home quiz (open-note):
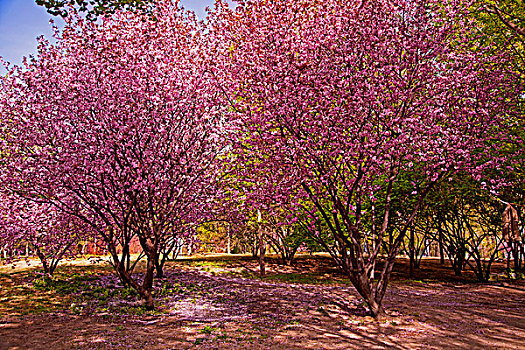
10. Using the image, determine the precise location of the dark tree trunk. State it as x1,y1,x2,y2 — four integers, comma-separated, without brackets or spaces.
368,299,386,319
351,276,386,317
520,242,525,268
227,224,231,254
409,227,415,278
155,248,170,279
259,227,266,276
438,227,445,265
106,237,157,309
34,245,52,276
155,255,165,279
141,254,156,310
513,241,521,271
258,210,266,276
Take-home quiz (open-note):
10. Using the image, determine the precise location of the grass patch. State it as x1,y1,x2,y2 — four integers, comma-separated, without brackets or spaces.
199,325,216,334
33,277,85,295
255,272,344,285
0,281,69,317
183,260,229,268
0,263,120,317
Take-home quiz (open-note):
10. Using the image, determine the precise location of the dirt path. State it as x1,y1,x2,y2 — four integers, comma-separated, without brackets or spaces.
1,261,524,350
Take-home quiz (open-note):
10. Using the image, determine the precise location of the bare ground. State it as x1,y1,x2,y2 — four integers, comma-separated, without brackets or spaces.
0,256,524,350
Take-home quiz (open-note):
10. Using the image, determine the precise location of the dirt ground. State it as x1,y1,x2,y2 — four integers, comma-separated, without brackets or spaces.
0,255,524,350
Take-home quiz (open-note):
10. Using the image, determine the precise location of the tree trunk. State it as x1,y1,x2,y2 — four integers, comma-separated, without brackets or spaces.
34,246,51,276
438,227,445,265
141,254,156,310
520,242,525,269
409,227,415,278
352,274,386,319
453,255,462,276
370,238,376,280
513,241,521,271
507,244,511,275
258,210,265,276
258,229,266,276
155,254,165,279
368,299,385,319
227,223,231,254
370,204,377,280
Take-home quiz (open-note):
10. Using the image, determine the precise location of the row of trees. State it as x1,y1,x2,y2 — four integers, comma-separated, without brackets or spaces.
196,174,523,281
0,0,523,318
2,178,521,278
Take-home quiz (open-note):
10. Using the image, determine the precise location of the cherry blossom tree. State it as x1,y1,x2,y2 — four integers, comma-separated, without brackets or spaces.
213,0,521,317
0,193,90,276
0,0,230,309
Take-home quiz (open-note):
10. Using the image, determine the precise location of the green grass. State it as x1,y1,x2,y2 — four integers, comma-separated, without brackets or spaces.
0,278,68,317
1,255,346,319
254,272,347,285
184,260,229,268
199,325,216,334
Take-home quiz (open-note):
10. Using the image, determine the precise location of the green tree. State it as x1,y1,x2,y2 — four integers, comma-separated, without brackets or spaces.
35,0,153,19
473,1,524,76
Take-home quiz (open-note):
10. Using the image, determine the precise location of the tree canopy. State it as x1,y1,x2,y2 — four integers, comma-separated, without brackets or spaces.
35,0,154,19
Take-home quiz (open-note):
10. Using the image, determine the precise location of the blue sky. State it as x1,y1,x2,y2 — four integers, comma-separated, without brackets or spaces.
0,0,216,75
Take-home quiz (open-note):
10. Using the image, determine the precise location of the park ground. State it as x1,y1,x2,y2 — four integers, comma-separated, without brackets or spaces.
0,254,524,350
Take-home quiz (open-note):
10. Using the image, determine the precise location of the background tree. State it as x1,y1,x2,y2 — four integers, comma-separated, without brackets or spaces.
266,215,308,266
475,0,525,65
418,176,508,281
473,0,525,242
0,193,90,276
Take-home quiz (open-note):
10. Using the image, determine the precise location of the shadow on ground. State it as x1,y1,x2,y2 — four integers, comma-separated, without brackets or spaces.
0,257,524,349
